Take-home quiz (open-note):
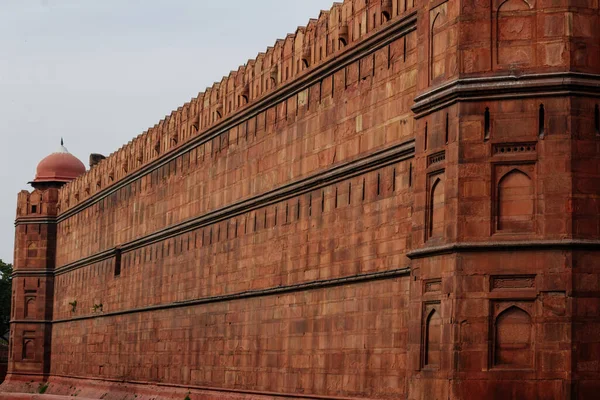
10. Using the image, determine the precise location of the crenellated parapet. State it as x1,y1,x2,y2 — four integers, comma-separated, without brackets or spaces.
57,0,412,214
14,188,61,270
16,189,60,219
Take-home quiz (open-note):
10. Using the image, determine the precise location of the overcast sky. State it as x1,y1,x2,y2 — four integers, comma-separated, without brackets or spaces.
0,0,335,263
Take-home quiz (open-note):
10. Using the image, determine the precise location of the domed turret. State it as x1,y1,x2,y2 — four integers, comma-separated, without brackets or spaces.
31,139,86,188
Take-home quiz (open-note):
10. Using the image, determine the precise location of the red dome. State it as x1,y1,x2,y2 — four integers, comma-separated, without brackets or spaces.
33,145,86,184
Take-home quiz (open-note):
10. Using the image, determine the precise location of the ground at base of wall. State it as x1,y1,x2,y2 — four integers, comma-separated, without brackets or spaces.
0,376,344,400
0,395,97,400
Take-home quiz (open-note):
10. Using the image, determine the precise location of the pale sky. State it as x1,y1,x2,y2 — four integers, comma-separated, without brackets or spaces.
0,0,336,263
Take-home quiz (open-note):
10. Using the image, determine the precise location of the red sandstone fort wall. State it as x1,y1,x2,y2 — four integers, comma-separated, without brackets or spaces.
55,0,413,219
7,0,600,399
54,25,418,266
52,278,410,398
53,161,413,318
47,1,418,398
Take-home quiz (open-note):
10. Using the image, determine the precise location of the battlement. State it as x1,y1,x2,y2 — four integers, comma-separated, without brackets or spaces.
57,0,407,213
16,189,60,219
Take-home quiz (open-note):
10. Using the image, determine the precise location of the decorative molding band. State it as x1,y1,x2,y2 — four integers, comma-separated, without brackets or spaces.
55,139,415,275
427,150,445,167
11,270,55,278
492,142,537,156
14,216,57,226
57,11,418,222
412,72,600,118
6,373,368,400
407,239,600,259
53,267,410,323
10,320,52,325
56,248,115,276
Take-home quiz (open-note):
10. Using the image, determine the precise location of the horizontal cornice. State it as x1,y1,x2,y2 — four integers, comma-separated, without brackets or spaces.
14,216,57,226
53,267,410,323
11,270,54,278
10,320,51,325
55,139,415,275
407,239,600,259
57,11,418,223
412,72,600,118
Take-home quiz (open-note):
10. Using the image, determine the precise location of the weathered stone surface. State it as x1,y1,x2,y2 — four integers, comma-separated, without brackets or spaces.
4,0,600,399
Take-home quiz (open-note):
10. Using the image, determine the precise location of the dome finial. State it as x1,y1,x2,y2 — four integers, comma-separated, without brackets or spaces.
61,137,64,146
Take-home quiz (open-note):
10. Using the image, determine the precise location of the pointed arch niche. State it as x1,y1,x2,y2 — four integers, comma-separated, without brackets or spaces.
427,172,445,240
494,164,535,234
493,0,536,68
422,302,442,369
492,302,534,369
429,3,447,84
22,338,35,360
27,242,38,259
24,297,36,319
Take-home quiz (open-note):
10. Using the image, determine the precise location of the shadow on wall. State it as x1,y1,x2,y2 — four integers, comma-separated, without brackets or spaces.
0,342,7,383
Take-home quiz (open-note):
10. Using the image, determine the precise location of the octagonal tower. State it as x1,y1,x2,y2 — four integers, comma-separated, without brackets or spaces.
7,141,85,382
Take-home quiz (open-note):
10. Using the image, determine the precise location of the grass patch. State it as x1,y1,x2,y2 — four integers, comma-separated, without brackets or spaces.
38,382,49,394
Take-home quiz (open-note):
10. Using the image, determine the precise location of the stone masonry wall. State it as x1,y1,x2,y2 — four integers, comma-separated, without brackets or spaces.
53,161,413,320
45,3,419,399
7,0,600,399
55,23,417,267
51,277,410,399
56,0,415,218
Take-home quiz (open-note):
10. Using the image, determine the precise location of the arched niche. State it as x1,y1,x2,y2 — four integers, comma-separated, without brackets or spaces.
27,242,38,258
497,169,534,232
22,339,35,360
25,297,36,319
495,0,535,67
429,0,452,84
430,12,442,82
494,305,533,368
424,307,442,368
428,176,445,239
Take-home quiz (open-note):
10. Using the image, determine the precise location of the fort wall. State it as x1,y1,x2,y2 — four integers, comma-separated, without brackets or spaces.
56,0,414,218
54,23,418,266
52,160,413,319
51,277,411,399
6,0,600,398
46,3,418,397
